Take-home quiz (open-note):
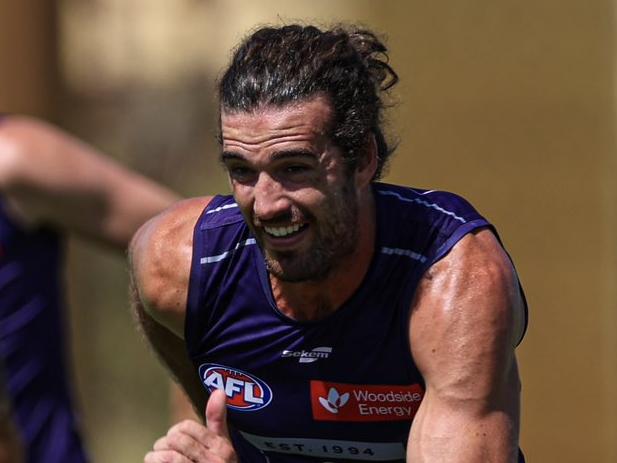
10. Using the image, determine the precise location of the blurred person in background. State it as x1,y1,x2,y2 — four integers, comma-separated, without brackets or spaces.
0,115,179,463
132,24,528,462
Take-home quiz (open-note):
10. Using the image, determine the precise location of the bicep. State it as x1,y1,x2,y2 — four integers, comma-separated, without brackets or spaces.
408,229,522,462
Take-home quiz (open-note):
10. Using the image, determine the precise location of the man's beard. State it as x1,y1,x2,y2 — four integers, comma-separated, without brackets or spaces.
260,182,359,283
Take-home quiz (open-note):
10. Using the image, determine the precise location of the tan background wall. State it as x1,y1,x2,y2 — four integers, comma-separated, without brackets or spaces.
373,3,617,461
1,1,615,461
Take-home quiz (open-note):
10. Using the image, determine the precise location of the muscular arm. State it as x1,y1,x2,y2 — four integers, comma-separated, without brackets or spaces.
408,229,524,462
129,198,213,416
0,115,178,249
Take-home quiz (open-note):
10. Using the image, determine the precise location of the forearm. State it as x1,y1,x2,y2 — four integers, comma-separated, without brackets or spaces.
408,395,519,462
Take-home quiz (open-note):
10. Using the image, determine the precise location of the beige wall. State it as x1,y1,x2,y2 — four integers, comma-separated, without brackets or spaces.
370,3,617,461
1,1,615,462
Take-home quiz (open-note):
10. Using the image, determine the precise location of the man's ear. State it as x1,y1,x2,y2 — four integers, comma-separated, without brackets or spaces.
355,133,378,188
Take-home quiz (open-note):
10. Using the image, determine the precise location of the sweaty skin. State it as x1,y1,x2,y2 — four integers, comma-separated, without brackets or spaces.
408,229,524,462
131,96,524,462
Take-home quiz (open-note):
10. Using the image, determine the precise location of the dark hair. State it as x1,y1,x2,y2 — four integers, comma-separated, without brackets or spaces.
218,24,398,180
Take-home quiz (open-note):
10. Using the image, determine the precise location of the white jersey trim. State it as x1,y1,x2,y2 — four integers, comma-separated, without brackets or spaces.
380,246,428,263
377,190,466,224
200,238,256,264
205,203,238,214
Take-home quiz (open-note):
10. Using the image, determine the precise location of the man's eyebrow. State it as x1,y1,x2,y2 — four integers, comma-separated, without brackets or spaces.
220,151,244,163
220,149,318,164
271,149,318,162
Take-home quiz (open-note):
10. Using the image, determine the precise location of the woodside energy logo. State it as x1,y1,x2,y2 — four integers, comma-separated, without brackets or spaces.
311,381,424,422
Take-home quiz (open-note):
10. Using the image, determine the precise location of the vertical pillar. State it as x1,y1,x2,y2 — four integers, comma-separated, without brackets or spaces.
0,1,58,118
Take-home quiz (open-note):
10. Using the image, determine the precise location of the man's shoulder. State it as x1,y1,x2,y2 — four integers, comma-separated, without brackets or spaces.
129,197,212,324
415,228,527,347
375,183,491,258
131,196,212,272
145,196,212,238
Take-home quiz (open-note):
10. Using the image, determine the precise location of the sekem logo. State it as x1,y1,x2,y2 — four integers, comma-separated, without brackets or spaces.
281,346,333,363
199,363,272,412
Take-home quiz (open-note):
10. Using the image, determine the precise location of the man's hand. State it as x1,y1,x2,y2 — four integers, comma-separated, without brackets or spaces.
144,390,238,463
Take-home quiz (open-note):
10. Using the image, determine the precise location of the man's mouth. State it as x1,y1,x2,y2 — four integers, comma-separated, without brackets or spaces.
263,223,307,238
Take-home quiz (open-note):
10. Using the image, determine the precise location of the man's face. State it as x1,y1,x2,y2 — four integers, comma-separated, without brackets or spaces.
220,96,360,282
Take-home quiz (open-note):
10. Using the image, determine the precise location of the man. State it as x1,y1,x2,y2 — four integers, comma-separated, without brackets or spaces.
132,24,527,462
0,115,179,463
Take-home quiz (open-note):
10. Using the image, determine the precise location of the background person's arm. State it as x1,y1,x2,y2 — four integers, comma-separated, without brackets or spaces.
408,229,525,462
0,115,178,248
0,115,181,461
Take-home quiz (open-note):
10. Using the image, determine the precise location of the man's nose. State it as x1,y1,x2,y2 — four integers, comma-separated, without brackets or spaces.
252,173,291,221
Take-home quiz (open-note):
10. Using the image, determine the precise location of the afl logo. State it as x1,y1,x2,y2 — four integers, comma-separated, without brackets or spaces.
199,363,273,412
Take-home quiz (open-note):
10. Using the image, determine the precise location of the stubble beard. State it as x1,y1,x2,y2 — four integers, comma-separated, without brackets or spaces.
263,182,359,283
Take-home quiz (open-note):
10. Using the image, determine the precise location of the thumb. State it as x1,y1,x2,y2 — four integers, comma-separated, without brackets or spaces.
205,389,231,439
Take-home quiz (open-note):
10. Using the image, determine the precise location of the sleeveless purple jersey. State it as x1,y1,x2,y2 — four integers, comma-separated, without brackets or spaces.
0,201,88,463
186,182,527,462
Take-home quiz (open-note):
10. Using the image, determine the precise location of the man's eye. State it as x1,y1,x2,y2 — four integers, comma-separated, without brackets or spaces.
229,166,255,181
284,165,310,175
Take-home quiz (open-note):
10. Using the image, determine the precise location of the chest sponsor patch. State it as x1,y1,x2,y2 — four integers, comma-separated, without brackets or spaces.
311,381,424,422
199,363,272,411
